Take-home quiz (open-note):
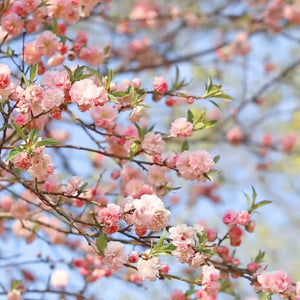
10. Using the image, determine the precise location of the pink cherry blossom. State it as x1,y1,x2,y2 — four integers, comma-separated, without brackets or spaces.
23,41,42,65
10,201,28,219
70,79,108,111
13,152,31,169
141,132,165,155
97,203,121,234
202,265,221,296
50,270,69,287
153,76,168,94
226,126,245,145
42,70,71,92
0,64,11,89
169,224,197,248
236,210,250,226
137,256,160,281
41,87,64,110
79,46,105,66
170,117,193,137
1,13,24,36
222,209,237,226
28,152,54,180
257,270,292,294
64,176,83,196
90,103,118,129
35,31,59,57
103,241,127,271
47,0,80,24
228,225,243,240
132,194,170,232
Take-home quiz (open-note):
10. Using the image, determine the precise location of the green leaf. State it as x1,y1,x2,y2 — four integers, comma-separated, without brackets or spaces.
204,172,214,182
108,94,120,104
84,67,102,86
250,200,272,213
158,244,176,255
213,155,220,163
35,138,60,148
193,122,205,131
96,234,107,255
242,191,250,208
28,128,39,145
73,66,85,81
6,147,23,162
254,250,265,263
134,123,145,139
209,100,221,108
112,91,128,97
78,182,88,194
187,109,194,123
206,77,213,92
63,65,74,82
11,120,26,141
181,140,189,151
129,142,139,161
29,63,38,82
104,45,110,55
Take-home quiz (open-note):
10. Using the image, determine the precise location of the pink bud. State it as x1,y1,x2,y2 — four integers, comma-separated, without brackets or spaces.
247,262,259,273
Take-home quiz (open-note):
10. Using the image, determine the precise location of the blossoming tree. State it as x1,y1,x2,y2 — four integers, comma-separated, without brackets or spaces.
0,0,300,299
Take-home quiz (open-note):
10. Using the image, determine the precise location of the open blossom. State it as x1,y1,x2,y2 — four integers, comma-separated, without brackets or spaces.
132,194,170,232
90,103,118,129
23,41,42,65
70,79,108,111
141,132,165,155
236,210,250,225
176,150,214,181
137,256,160,281
64,176,83,196
41,87,64,110
202,265,221,296
1,13,24,36
146,165,170,188
103,241,127,271
42,70,71,92
28,152,54,180
35,31,59,57
19,0,42,14
47,0,80,24
13,152,31,169
169,224,197,247
50,270,69,287
79,46,105,66
257,270,292,294
97,203,121,234
170,117,193,137
0,64,11,89
153,77,168,94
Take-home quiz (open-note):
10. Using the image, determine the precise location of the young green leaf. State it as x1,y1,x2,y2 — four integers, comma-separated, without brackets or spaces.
97,234,107,255
11,120,26,141
129,142,139,161
35,138,60,148
28,128,40,145
6,147,23,162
